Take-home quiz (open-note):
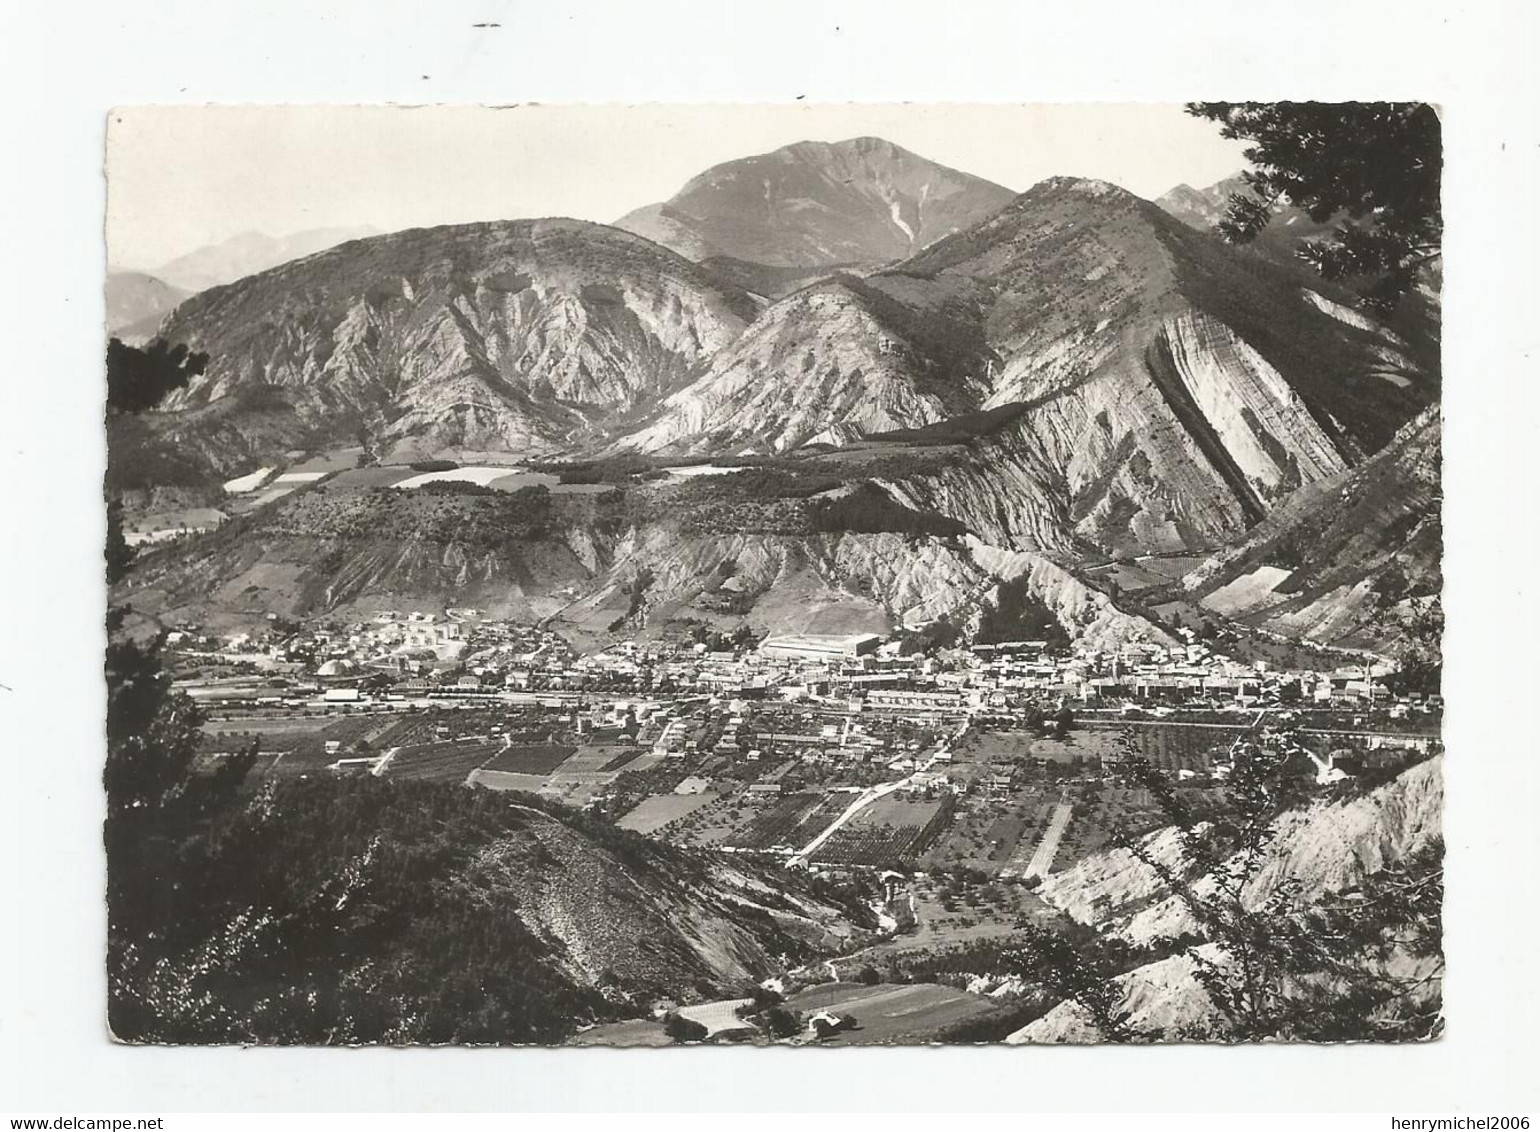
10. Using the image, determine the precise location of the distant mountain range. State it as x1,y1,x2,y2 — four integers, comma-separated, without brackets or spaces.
117,140,1440,654
1155,172,1342,265
105,271,189,339
615,137,1016,267
1156,173,1253,231
107,226,386,341
141,225,384,294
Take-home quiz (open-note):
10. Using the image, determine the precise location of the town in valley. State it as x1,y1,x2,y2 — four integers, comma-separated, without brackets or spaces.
104,103,1445,1046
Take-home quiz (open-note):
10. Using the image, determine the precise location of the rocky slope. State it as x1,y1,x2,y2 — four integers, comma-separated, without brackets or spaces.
899,176,1431,449
121,467,1173,650
1156,176,1249,231
1010,756,1443,1042
615,137,1016,267
118,153,1439,649
149,219,757,470
121,479,601,627
114,772,871,1044
1037,755,1442,945
894,177,1430,556
1173,408,1442,648
468,799,867,993
630,176,1433,560
696,255,861,302
1010,757,1441,1041
623,272,994,453
545,521,1169,652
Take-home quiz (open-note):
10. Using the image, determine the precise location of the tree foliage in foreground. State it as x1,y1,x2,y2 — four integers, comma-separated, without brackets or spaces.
106,336,208,413
663,1012,709,1044
103,332,604,1044
1186,102,1441,315
110,764,623,1043
104,336,212,580
1381,593,1444,699
1008,727,1443,1042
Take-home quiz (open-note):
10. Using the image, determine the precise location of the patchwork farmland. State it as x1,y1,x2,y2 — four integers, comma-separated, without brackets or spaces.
809,795,954,867
725,793,846,852
383,741,505,783
615,792,718,834
482,743,579,775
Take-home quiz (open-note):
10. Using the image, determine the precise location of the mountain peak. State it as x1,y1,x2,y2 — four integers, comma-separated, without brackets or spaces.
1028,175,1139,201
782,135,907,158
614,139,1015,267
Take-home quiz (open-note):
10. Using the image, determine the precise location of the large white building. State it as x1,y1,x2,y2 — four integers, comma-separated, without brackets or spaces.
758,632,883,662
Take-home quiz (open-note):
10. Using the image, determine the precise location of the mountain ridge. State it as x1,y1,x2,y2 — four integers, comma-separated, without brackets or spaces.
618,175,1433,562
615,136,1017,267
146,224,384,293
149,218,758,468
116,150,1439,654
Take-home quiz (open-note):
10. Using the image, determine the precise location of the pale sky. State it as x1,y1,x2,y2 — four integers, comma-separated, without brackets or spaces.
106,103,1251,271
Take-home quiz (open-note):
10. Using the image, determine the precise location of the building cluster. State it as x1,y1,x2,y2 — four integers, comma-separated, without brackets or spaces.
168,617,1439,732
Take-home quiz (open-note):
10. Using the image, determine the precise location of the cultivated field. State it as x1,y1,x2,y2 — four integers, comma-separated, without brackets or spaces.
201,715,323,753
384,465,616,494
1052,782,1174,861
782,982,997,1045
810,795,952,867
221,467,273,493
394,465,526,489
598,749,650,773
323,466,418,491
204,713,412,776
961,729,1039,763
467,770,550,794
373,708,543,749
481,743,580,775
382,741,504,783
231,485,300,513
676,997,754,1037
615,792,718,834
286,448,364,475
566,1019,671,1047
922,788,1060,873
725,793,846,851
1134,554,1207,580
1084,559,1176,594
846,873,1060,965
540,745,643,806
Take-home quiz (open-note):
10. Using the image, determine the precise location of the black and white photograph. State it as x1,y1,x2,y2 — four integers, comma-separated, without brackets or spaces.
7,0,1540,1117
100,101,1447,1047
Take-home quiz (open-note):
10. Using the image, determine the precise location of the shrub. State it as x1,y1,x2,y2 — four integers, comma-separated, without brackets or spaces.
413,480,499,497
764,1006,800,1039
808,483,966,538
663,1012,708,1044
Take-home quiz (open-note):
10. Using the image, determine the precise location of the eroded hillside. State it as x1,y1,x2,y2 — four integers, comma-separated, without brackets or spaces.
1011,755,1443,1042
622,177,1434,563
118,156,1440,654
112,774,873,1044
151,219,757,469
